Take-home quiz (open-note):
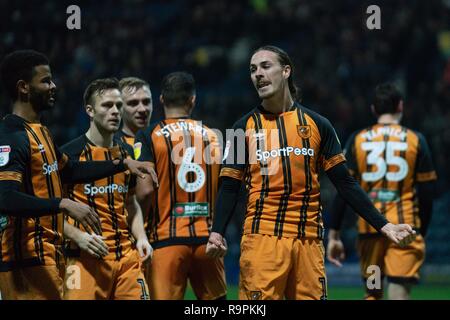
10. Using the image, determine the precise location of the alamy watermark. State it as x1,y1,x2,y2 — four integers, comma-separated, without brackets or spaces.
366,264,382,290
366,5,381,30
66,5,81,30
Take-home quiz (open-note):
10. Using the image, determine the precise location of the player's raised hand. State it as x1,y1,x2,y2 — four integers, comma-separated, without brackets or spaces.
381,223,416,247
75,232,109,259
206,232,227,258
60,198,102,235
136,237,153,261
124,159,159,186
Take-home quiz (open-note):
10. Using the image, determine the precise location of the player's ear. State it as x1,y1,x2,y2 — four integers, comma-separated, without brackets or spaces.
190,95,196,107
283,65,291,80
17,80,29,96
85,104,95,119
159,95,164,106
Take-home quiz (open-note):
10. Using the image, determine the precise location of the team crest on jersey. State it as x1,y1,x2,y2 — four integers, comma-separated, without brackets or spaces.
297,125,311,139
0,145,11,167
133,142,142,160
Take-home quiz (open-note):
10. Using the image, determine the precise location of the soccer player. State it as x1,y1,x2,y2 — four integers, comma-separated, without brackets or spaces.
0,50,153,300
115,77,153,148
135,72,227,300
327,83,437,300
61,78,152,300
205,45,416,300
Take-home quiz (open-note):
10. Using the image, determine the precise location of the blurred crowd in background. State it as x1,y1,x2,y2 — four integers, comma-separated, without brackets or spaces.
1,0,449,282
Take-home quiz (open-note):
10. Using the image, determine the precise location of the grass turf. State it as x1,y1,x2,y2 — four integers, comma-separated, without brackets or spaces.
184,285,450,300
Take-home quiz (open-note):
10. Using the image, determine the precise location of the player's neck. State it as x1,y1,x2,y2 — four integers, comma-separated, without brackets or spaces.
164,106,190,119
261,89,294,114
121,124,136,137
86,125,114,148
377,113,401,125
12,101,40,123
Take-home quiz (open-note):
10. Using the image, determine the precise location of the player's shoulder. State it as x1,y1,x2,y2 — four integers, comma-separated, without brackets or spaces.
405,126,424,140
297,103,332,126
232,107,260,130
406,127,430,151
136,121,162,140
296,103,335,133
60,134,88,158
115,137,134,159
0,114,29,146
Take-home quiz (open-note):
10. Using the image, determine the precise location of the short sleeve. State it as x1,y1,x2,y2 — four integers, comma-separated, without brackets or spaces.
319,117,345,171
0,132,29,183
220,116,249,181
415,133,437,182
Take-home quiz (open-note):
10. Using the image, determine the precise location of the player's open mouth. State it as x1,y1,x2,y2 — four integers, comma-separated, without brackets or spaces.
109,119,119,124
257,82,270,89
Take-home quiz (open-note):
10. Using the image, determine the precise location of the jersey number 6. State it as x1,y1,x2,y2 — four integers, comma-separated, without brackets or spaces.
177,147,206,193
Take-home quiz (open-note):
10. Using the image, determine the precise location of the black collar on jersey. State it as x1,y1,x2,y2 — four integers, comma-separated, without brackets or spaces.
119,129,134,138
257,101,298,115
165,116,190,120
84,134,119,149
3,113,40,125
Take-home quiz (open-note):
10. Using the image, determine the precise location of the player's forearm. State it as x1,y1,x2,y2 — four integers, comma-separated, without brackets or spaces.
327,163,388,232
127,195,148,241
63,220,84,243
211,176,241,235
135,178,154,219
60,159,126,184
417,181,435,237
328,228,341,240
328,193,347,231
0,181,61,217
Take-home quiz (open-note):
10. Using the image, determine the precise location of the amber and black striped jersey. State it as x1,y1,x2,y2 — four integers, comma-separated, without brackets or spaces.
114,130,135,150
344,124,437,234
135,117,221,248
61,135,135,260
0,114,68,271
220,102,345,240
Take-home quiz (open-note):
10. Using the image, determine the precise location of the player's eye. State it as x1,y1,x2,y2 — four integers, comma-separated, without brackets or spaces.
142,99,151,106
128,100,138,107
116,102,123,109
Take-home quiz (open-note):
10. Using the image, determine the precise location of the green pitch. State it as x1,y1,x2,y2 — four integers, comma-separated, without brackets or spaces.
185,285,450,300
